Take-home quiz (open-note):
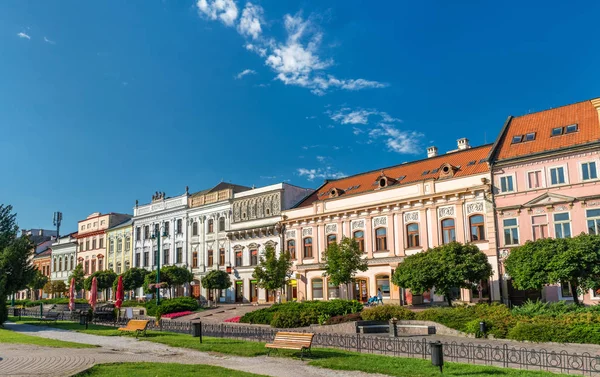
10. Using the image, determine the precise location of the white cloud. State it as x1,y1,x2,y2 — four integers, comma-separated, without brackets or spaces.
353,127,364,135
195,5,387,95
235,68,256,79
305,115,316,119
369,123,423,154
43,36,55,44
238,2,263,40
17,32,30,40
316,156,325,162
196,0,238,26
260,175,278,179
329,108,374,125
297,167,346,181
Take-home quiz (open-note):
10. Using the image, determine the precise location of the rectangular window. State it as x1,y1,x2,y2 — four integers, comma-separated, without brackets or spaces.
499,176,514,193
511,135,522,144
85,261,89,275
312,279,323,299
85,240,90,251
561,281,573,297
99,237,104,249
79,243,83,252
109,241,114,253
251,250,258,266
375,228,387,251
219,248,225,266
143,252,149,267
527,171,542,189
565,124,578,133
136,227,141,241
91,260,96,274
163,249,169,265
406,224,420,248
549,167,566,185
92,239,96,250
144,226,150,239
176,247,183,264
353,231,365,252
192,222,198,236
582,161,598,181
551,127,563,136
192,252,198,268
503,218,519,246
554,212,571,238
525,132,536,141
587,209,600,235
125,240,130,252
208,250,214,266
177,219,183,234
117,239,122,252
303,238,313,258
441,219,456,244
531,215,548,241
164,221,170,236
135,253,140,268
469,215,485,241
235,251,243,266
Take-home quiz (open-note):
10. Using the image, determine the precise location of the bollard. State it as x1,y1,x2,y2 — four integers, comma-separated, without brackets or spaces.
430,341,444,373
479,321,487,338
192,321,203,344
389,318,398,338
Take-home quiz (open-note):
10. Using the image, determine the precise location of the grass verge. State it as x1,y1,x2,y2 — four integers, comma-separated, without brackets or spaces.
0,328,96,348
74,362,267,377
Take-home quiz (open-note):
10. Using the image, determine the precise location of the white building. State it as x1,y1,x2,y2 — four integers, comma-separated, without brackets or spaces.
227,183,313,304
132,189,190,297
50,232,78,284
187,182,251,302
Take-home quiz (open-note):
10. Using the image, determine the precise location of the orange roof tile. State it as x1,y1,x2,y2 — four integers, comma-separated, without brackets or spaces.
297,144,492,208
494,99,600,161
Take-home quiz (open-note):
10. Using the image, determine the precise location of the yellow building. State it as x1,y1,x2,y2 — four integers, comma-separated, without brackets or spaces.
105,218,133,275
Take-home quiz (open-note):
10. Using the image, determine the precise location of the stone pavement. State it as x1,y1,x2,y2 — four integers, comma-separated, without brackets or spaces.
0,322,386,377
174,303,270,323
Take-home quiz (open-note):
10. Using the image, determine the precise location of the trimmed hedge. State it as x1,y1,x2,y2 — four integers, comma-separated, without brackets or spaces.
146,297,200,318
12,298,88,307
240,300,363,328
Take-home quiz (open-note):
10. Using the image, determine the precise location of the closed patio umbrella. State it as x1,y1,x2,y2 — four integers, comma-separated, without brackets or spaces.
68,278,75,312
89,276,98,312
115,276,124,309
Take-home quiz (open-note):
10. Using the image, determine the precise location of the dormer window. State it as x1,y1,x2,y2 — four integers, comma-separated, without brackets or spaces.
439,163,457,179
329,188,344,198
376,171,396,189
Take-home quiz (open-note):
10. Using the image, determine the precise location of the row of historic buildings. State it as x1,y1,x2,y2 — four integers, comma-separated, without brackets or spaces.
19,97,600,306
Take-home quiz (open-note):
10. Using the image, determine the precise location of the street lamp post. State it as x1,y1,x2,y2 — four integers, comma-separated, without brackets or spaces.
151,227,168,306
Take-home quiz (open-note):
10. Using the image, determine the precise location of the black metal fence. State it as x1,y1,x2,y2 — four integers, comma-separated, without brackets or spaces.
200,323,600,376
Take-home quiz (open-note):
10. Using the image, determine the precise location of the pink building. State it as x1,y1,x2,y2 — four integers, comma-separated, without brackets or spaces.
490,98,600,305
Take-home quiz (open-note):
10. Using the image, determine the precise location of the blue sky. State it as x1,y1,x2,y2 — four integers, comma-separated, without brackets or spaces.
2,1,600,232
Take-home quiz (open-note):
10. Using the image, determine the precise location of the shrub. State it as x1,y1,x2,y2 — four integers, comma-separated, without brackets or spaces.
325,312,362,325
361,305,416,321
155,297,199,318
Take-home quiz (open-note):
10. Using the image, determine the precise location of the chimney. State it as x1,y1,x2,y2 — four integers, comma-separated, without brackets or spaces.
427,146,438,158
457,138,470,150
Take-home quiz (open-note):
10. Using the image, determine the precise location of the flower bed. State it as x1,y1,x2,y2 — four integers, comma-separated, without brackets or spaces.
224,316,241,323
160,311,194,319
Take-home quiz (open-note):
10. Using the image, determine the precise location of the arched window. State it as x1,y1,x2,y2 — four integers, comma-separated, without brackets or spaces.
250,249,258,266
441,218,456,244
177,219,183,234
117,239,122,252
192,222,198,236
327,234,337,246
192,251,198,268
406,223,420,248
353,230,365,252
469,215,485,241
303,237,313,258
109,240,114,253
287,240,296,259
208,219,214,233
69,255,74,271
116,262,122,274
375,228,387,251
219,217,225,232
312,278,323,299
54,258,58,273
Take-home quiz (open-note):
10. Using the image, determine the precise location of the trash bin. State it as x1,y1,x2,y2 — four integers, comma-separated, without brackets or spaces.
479,321,487,337
430,341,444,372
191,321,203,343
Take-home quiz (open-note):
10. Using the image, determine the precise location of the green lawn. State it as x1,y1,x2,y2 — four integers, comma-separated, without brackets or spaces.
0,328,96,348
75,363,267,377
7,317,571,377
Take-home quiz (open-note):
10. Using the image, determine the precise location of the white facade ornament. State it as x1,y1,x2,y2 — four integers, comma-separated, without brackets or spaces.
556,206,569,211
438,205,455,218
351,220,365,230
466,201,484,215
286,230,296,239
403,211,419,223
534,208,546,214
302,227,313,237
325,223,338,234
588,201,600,207
373,216,387,227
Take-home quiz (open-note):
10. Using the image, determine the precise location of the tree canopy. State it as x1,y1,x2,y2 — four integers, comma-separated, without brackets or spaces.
28,269,49,299
202,270,232,291
84,269,118,291
393,242,493,305
114,267,148,294
504,234,600,305
252,245,291,301
69,263,85,291
322,237,368,288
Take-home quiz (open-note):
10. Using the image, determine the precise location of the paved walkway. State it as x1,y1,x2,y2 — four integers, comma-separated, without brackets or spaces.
0,322,386,377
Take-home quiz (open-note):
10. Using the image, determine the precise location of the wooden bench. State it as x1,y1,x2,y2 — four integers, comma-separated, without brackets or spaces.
265,332,314,360
39,311,61,323
118,319,150,338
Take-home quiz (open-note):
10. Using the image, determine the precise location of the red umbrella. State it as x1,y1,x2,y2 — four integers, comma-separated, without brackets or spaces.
89,276,98,312
68,278,75,312
115,276,124,309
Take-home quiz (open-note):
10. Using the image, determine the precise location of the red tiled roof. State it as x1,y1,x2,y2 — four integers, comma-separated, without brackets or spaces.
494,99,600,161
297,144,492,208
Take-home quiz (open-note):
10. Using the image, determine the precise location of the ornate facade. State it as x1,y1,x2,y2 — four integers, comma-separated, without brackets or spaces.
50,233,78,284
282,140,501,305
106,219,133,275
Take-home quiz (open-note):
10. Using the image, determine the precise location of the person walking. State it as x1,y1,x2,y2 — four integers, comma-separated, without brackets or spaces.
377,288,383,305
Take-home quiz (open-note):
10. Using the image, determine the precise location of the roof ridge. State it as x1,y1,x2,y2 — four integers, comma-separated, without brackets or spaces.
513,97,597,119
325,143,492,184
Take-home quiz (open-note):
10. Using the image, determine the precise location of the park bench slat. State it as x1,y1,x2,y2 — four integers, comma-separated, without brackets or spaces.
265,332,314,360
118,319,149,338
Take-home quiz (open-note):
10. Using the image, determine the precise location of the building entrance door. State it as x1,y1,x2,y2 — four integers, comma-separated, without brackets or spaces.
250,280,258,302
354,279,369,302
192,284,200,299
235,281,244,303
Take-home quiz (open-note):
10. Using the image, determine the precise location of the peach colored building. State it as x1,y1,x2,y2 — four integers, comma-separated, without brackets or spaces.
490,98,600,305
282,140,501,304
76,212,131,279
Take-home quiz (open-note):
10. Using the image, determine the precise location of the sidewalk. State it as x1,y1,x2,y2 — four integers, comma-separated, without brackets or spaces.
0,322,386,377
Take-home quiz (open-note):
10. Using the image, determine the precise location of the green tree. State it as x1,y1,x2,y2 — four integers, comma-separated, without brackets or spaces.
162,265,194,298
52,280,68,297
28,269,49,300
0,204,35,323
505,235,600,305
252,245,292,303
69,263,85,291
322,237,368,299
84,270,118,300
201,270,231,307
393,242,493,306
112,268,148,298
